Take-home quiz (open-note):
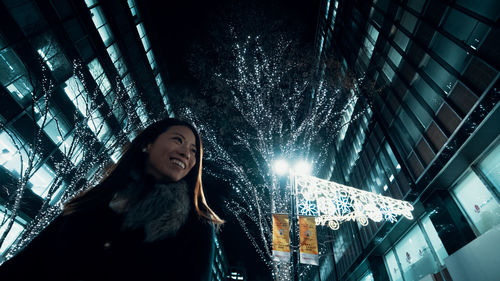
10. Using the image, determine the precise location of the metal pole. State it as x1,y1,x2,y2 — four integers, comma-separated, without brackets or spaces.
289,170,300,281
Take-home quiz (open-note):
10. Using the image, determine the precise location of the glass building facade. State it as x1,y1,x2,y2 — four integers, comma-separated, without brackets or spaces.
0,0,173,260
312,0,499,280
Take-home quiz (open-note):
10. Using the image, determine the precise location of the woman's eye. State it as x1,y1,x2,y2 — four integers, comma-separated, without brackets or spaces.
173,137,182,143
191,149,197,154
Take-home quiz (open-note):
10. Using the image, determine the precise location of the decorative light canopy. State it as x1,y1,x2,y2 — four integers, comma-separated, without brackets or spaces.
295,174,414,230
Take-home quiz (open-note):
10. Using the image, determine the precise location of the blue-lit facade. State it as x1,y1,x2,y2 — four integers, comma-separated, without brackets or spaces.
0,0,172,259
312,0,500,281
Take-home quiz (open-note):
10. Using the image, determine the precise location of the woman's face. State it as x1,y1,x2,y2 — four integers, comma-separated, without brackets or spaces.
145,125,197,182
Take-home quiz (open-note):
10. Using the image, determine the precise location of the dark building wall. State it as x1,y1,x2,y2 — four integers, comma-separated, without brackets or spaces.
315,0,500,280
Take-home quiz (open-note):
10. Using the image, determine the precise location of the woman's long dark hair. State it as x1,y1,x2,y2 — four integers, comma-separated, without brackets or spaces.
64,118,224,225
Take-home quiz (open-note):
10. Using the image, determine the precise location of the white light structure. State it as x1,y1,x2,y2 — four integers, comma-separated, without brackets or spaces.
295,174,414,230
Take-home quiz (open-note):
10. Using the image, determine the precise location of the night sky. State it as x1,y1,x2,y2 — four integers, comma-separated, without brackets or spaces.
137,1,320,279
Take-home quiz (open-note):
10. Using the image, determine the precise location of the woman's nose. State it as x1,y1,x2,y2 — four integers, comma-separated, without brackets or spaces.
178,145,191,159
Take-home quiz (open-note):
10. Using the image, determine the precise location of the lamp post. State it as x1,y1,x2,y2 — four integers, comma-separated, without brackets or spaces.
273,159,414,281
288,167,299,281
273,160,311,281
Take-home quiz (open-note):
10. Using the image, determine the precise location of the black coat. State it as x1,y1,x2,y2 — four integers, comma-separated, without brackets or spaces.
0,199,215,281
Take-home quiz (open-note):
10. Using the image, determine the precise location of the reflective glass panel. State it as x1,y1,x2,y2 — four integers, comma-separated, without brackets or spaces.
452,172,500,234
456,0,500,21
0,131,30,176
400,11,418,33
423,58,457,94
0,208,25,255
432,33,469,72
412,77,443,113
385,250,403,281
394,226,439,280
478,142,500,194
421,215,448,265
29,164,56,198
393,30,410,52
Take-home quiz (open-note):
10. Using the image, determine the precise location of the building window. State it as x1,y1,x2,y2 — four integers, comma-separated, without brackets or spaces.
422,57,457,94
402,92,432,128
431,33,469,73
0,48,34,105
127,0,138,18
442,8,489,51
393,29,410,52
477,141,500,194
29,163,56,198
384,215,447,281
412,77,443,113
0,206,26,255
385,249,403,281
33,101,71,146
0,130,32,176
452,171,500,235
400,11,418,33
407,0,426,14
455,0,500,21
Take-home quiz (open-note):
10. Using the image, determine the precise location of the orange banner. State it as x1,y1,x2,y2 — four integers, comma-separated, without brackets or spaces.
272,214,290,262
299,216,319,265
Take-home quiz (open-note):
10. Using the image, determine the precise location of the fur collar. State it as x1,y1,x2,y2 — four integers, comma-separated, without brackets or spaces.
109,180,191,242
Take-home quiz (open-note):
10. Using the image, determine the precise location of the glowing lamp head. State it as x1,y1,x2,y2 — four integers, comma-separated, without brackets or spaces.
272,159,289,175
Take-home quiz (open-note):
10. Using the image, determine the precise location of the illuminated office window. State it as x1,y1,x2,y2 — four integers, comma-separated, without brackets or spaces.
116,58,128,77
127,0,138,18
393,29,410,52
106,43,121,64
34,34,70,76
0,130,31,176
84,0,97,8
0,48,33,105
0,207,26,255
88,110,110,142
29,163,56,198
63,76,110,142
478,142,500,193
33,101,71,145
452,171,500,235
136,99,148,125
88,58,111,95
388,47,402,67
421,216,448,265
146,49,156,70
63,76,88,115
389,220,445,281
385,249,403,281
359,271,374,281
58,132,84,165
325,0,330,19
382,61,396,82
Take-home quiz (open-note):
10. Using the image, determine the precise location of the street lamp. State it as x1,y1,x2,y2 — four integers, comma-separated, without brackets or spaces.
271,159,414,281
272,159,311,281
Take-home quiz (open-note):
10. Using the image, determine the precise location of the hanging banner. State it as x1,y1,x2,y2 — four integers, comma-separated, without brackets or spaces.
272,214,290,262
299,216,319,265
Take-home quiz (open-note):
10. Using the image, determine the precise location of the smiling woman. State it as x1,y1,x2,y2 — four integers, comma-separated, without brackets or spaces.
0,118,224,281
145,125,198,182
